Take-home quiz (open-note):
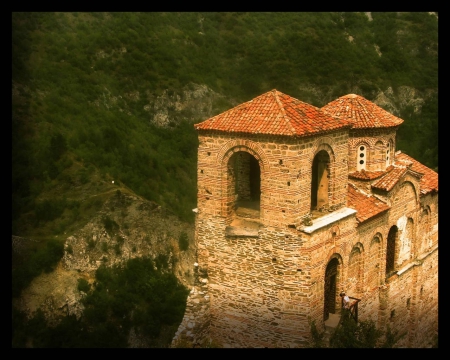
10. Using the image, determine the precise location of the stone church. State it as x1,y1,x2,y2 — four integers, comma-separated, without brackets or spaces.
172,89,438,348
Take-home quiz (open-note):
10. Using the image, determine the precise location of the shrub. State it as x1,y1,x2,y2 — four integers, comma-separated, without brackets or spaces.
178,231,189,251
116,235,125,245
308,319,326,348
328,316,396,348
34,198,67,223
87,239,96,249
102,215,119,235
114,244,122,255
77,278,91,293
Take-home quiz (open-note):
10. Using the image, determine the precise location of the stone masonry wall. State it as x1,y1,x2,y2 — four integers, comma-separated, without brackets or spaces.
203,218,308,348
413,248,438,347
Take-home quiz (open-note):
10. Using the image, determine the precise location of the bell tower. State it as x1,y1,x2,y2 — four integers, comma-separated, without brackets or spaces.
189,90,352,347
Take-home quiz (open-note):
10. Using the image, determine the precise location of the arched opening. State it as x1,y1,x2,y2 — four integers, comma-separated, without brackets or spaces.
324,257,340,321
229,151,261,218
386,225,398,278
368,236,381,291
348,245,363,296
419,207,431,253
311,150,330,211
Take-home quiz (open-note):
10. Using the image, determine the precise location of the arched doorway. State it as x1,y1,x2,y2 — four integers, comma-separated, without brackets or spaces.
311,150,330,211
324,257,340,321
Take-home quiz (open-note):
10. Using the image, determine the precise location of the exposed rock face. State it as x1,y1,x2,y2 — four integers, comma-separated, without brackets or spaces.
12,263,86,326
13,191,196,328
296,83,434,117
148,83,228,127
374,85,428,116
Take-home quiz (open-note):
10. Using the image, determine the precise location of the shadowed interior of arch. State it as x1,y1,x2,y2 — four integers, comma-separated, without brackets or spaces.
229,152,261,229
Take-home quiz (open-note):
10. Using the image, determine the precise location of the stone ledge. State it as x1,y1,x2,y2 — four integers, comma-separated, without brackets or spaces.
301,207,357,234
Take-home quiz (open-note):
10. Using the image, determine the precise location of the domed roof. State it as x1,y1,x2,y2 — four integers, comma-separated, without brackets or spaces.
321,94,404,129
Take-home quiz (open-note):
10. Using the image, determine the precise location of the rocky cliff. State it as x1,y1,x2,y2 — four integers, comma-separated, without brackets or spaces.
12,190,196,334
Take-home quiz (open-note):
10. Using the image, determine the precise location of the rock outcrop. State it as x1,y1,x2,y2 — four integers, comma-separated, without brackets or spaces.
13,191,196,328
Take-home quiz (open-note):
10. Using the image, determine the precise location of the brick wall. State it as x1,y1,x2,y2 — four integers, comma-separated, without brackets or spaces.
348,128,397,172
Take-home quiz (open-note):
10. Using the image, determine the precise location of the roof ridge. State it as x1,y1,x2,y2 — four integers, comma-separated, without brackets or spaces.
355,95,373,120
273,90,296,135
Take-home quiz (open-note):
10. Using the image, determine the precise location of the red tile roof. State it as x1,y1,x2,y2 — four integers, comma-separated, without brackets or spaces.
370,152,438,195
347,184,390,223
349,168,389,180
371,166,408,192
396,152,438,195
321,94,404,129
194,89,352,137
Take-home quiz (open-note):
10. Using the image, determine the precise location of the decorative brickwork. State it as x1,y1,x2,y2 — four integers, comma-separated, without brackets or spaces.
172,90,438,348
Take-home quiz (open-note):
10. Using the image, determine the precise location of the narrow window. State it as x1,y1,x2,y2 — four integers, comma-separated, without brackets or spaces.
357,145,366,171
385,142,390,168
386,226,397,278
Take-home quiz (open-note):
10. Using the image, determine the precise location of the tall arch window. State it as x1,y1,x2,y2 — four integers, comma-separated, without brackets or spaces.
311,150,330,211
357,144,366,171
386,226,398,278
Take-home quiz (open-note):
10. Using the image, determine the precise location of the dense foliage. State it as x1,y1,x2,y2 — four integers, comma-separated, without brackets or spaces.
309,315,406,348
12,11,437,233
12,256,189,348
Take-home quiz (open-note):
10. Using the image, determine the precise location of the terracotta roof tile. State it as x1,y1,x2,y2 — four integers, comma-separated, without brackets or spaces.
349,169,386,180
396,152,438,195
371,166,407,192
347,184,390,223
194,89,352,137
321,94,404,129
